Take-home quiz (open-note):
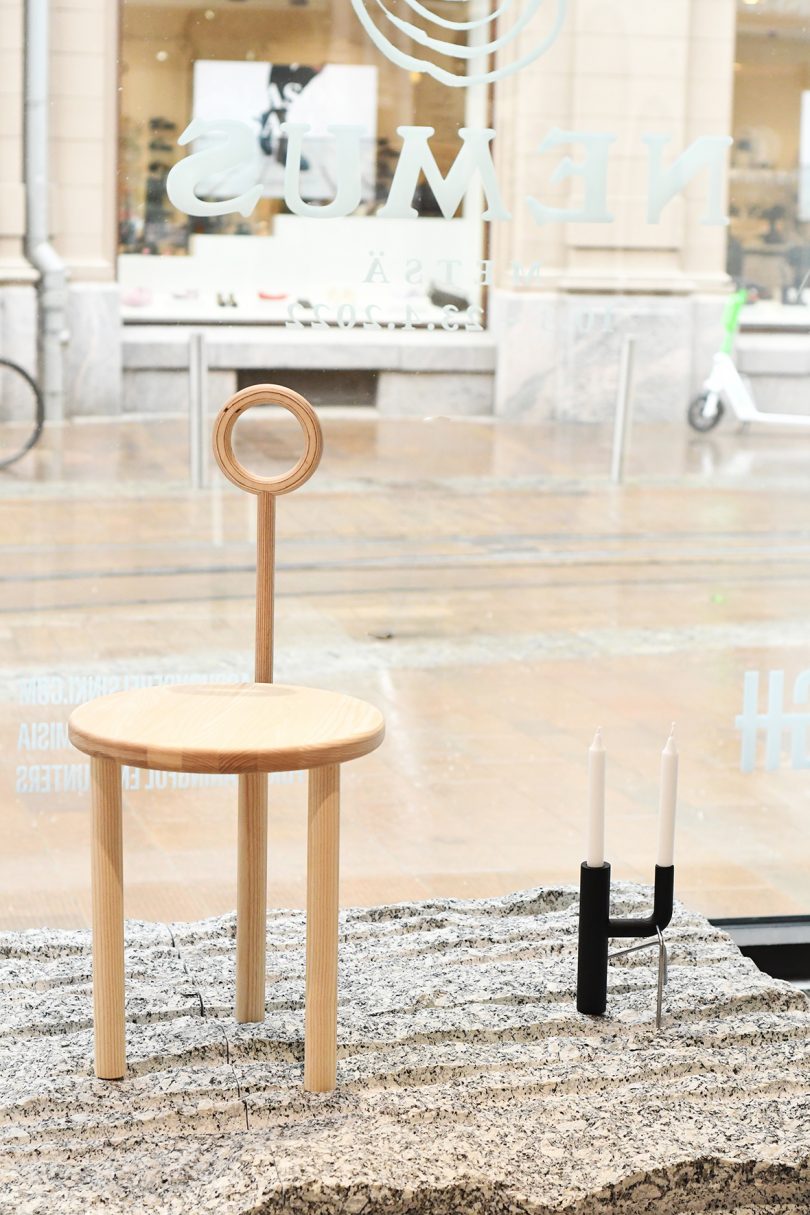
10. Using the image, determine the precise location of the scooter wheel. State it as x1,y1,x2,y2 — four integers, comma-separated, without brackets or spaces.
688,392,724,432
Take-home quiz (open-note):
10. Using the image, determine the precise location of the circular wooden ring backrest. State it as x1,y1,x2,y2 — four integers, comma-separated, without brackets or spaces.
212,384,323,496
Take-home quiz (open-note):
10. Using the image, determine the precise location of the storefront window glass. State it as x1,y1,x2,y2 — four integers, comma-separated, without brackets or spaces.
118,2,483,325
731,1,810,314
2,0,810,931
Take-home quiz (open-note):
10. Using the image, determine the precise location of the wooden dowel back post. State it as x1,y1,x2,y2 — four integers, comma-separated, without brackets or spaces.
255,492,276,683
211,384,324,686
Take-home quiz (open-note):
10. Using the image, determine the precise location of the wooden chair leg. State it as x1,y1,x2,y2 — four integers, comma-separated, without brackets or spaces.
236,772,268,1022
91,756,126,1079
304,763,340,1093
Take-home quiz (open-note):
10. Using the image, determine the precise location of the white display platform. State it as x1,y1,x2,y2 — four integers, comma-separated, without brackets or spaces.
120,217,482,328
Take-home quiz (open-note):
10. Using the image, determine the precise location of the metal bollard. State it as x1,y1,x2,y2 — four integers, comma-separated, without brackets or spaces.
188,332,208,489
610,336,636,485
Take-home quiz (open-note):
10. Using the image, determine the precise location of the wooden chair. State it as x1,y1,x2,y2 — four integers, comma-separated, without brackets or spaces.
68,385,385,1091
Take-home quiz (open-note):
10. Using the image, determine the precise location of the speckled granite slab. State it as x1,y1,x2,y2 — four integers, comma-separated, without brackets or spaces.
1,886,809,1214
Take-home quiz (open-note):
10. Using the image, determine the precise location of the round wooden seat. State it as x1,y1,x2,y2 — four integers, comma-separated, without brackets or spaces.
69,683,385,774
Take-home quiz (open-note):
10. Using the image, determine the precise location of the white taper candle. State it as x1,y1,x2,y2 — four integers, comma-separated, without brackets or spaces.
587,727,606,868
656,723,678,868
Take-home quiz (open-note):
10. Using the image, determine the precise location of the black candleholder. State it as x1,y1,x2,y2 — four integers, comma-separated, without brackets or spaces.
576,861,674,1017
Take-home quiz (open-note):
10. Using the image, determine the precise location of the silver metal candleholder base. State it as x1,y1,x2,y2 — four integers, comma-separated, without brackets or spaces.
609,927,669,1030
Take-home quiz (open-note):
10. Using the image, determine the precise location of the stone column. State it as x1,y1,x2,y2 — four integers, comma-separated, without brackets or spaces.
490,0,738,421
0,0,37,415
51,0,122,415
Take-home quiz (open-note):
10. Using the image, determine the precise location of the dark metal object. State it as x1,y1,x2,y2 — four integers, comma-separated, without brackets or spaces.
712,916,810,984
0,357,45,470
576,861,674,1017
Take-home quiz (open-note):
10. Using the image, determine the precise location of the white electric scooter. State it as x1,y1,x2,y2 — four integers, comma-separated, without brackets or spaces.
688,287,810,432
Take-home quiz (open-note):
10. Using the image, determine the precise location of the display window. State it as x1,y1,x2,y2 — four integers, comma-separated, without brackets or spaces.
731,1,810,322
1,0,810,948
8,3,810,1204
118,1,484,325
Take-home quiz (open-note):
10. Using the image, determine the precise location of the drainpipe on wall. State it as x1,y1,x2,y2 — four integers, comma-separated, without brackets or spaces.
24,0,68,422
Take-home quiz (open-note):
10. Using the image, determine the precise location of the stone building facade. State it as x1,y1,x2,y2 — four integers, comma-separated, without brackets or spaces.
0,0,120,417
0,0,740,422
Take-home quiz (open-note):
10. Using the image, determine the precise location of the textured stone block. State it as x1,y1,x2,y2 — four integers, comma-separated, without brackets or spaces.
123,368,237,416
376,371,494,416
492,289,728,423
0,886,808,1213
65,283,122,417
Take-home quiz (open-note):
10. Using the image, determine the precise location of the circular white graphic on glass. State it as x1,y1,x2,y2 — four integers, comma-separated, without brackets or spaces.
350,0,567,88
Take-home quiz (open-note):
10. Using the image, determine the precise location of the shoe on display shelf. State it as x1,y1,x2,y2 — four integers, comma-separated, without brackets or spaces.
120,287,153,308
